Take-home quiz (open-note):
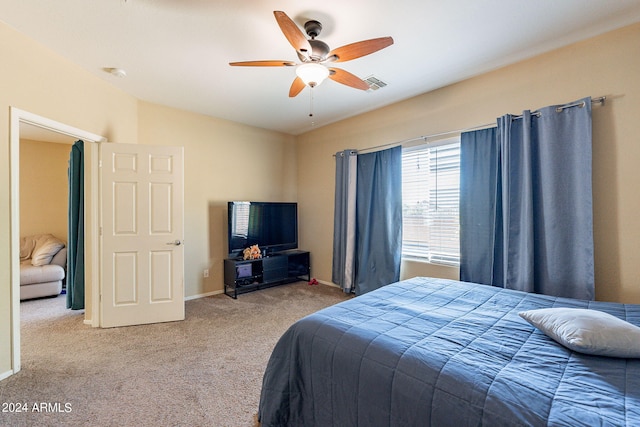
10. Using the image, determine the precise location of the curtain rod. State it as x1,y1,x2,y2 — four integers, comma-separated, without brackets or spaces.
349,96,606,155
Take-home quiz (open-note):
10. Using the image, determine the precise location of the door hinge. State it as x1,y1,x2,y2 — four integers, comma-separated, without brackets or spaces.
99,227,103,236
99,160,103,168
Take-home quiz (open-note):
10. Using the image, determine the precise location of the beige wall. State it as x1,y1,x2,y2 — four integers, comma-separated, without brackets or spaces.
19,139,71,241
297,23,640,304
0,20,299,376
2,16,639,379
137,101,297,298
0,21,137,377
0,19,297,377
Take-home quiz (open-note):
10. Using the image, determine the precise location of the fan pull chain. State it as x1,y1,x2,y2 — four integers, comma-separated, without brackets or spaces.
308,87,317,126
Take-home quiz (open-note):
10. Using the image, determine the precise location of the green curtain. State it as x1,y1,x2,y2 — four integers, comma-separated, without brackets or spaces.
67,140,85,310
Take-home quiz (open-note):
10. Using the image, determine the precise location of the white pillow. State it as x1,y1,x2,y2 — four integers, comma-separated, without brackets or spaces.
20,236,37,261
30,234,65,266
519,307,640,358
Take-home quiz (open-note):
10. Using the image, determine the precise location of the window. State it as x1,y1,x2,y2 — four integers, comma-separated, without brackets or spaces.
401,138,460,265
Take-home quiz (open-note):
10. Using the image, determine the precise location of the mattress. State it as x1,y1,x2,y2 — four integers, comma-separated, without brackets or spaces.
258,277,640,426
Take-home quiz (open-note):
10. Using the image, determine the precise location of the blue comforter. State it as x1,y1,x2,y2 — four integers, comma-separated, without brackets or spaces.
258,277,640,426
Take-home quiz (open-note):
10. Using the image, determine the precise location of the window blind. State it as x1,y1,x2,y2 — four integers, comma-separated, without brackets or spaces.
401,140,460,265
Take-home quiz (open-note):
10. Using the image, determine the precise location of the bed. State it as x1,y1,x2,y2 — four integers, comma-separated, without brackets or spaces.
258,277,640,426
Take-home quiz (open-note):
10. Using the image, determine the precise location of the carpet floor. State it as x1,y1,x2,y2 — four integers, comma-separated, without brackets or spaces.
0,282,350,427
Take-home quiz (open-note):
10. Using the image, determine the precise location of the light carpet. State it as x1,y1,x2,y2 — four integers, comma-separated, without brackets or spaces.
0,282,350,427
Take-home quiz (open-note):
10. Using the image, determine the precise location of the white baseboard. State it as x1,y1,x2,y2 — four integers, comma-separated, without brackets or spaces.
0,369,14,381
185,289,224,301
317,279,340,288
184,282,339,301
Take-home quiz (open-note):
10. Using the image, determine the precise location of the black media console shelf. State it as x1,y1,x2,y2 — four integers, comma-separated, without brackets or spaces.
223,250,310,299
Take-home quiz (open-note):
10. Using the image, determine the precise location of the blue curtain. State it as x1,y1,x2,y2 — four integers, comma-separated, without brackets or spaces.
67,140,85,310
460,127,500,285
355,146,402,295
332,150,358,293
460,98,594,300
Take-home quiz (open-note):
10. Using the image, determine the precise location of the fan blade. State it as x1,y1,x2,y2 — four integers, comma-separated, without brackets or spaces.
274,11,312,57
328,68,370,91
289,76,306,97
327,37,394,63
229,60,296,67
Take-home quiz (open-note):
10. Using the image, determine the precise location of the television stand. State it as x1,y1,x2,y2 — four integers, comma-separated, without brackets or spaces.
223,250,310,299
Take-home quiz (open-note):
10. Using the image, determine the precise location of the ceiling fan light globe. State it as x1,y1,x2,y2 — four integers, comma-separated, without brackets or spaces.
296,63,330,87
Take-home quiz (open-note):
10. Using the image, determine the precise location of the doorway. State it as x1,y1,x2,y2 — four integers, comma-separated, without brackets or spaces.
9,107,105,375
19,125,74,309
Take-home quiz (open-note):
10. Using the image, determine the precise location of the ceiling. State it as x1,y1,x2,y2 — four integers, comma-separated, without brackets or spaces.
19,122,77,145
2,0,640,137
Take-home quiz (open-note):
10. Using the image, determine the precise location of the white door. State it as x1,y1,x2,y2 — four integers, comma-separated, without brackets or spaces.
100,143,184,328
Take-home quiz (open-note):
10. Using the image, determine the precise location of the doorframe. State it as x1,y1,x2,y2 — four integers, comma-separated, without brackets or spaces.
9,107,106,375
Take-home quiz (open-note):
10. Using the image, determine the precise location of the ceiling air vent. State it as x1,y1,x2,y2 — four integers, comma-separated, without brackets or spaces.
364,75,388,92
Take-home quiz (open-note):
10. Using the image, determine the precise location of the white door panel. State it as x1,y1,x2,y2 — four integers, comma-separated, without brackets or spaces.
101,143,184,328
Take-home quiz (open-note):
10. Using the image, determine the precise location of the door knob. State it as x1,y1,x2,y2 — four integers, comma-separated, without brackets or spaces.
167,240,182,246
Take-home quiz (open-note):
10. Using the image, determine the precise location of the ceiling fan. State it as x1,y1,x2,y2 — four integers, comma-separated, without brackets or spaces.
229,11,394,97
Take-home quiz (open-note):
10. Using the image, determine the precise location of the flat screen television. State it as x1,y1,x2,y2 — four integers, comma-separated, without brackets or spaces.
227,201,298,258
